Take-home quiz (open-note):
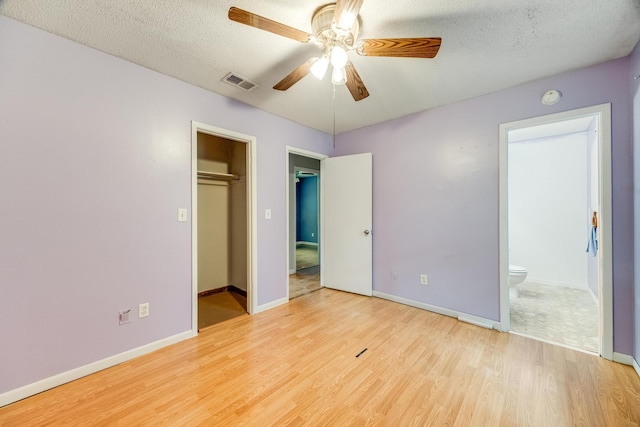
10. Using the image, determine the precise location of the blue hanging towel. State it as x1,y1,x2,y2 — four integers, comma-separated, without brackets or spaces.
586,226,598,257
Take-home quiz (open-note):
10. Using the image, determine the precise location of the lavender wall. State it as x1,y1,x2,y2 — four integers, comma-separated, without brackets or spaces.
334,57,635,355
632,40,640,364
0,15,332,395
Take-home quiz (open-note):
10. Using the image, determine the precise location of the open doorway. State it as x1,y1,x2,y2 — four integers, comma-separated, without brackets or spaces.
499,104,613,358
287,148,327,300
191,122,256,333
294,167,320,270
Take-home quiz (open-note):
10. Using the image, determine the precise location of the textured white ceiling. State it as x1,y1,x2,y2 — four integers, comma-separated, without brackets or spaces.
2,0,639,134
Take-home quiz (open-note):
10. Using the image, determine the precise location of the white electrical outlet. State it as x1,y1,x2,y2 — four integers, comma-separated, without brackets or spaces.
139,303,149,318
420,274,428,285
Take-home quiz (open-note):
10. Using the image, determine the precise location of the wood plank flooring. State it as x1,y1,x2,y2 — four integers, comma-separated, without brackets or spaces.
198,290,247,331
2,289,639,426
289,265,321,299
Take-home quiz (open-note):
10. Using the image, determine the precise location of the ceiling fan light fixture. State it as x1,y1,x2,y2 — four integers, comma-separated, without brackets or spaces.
332,65,347,85
336,12,357,32
330,46,348,68
311,56,329,80
228,3,440,102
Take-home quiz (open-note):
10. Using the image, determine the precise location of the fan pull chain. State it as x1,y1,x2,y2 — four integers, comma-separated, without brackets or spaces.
332,84,337,149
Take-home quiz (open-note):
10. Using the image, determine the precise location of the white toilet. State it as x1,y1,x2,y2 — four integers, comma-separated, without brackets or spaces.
508,265,528,297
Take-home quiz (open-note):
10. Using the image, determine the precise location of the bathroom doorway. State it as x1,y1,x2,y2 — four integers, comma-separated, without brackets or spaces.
499,104,613,358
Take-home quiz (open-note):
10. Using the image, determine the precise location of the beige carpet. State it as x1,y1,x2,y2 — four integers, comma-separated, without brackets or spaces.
510,281,598,353
296,243,318,270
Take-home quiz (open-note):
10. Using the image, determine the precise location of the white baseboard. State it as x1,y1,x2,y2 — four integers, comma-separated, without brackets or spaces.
457,314,495,329
613,352,640,379
0,330,195,408
373,291,501,330
613,352,634,365
255,297,288,313
296,241,318,247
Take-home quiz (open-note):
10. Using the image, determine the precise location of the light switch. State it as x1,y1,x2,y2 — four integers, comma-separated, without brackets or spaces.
265,209,272,220
178,208,188,222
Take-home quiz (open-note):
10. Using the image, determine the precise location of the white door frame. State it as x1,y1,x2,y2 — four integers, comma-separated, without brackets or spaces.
498,103,613,359
286,146,328,300
191,121,258,333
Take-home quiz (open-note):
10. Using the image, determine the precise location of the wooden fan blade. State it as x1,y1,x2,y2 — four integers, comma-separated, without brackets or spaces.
333,0,364,30
228,7,312,43
344,62,369,101
273,58,317,91
358,37,441,58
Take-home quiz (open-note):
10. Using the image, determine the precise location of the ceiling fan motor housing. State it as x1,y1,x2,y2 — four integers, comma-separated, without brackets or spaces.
312,4,360,50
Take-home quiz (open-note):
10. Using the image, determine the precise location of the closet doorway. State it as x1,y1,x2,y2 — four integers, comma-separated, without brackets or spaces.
191,122,256,332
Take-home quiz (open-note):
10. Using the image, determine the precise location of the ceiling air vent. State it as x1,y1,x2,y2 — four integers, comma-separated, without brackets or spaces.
222,73,258,92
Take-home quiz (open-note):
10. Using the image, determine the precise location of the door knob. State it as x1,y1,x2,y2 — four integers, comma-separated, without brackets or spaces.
364,229,371,235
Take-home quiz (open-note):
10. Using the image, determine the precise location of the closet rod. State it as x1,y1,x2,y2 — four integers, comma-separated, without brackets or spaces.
197,170,240,181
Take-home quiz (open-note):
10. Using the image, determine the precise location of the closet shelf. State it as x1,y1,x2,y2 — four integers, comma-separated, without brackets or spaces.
197,171,240,181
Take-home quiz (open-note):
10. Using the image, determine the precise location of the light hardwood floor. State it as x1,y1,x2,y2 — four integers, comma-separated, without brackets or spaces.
289,265,321,299
198,290,247,331
2,289,639,426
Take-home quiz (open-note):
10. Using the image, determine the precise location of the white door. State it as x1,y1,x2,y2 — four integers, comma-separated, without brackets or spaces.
322,153,372,296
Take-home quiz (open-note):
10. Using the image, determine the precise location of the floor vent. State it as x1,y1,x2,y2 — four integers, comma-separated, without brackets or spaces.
222,73,258,91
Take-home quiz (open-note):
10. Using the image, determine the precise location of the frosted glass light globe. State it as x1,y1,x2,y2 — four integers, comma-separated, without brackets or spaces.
311,56,329,80
332,65,346,85
330,46,348,68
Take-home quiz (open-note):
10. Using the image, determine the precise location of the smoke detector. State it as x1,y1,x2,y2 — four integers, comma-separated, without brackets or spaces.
541,89,562,105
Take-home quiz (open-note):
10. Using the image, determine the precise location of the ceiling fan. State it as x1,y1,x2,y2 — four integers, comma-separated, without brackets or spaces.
228,0,441,101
